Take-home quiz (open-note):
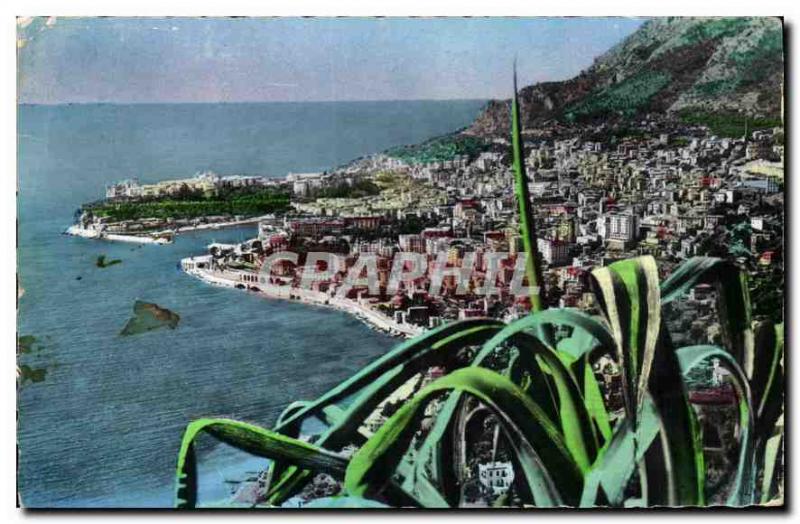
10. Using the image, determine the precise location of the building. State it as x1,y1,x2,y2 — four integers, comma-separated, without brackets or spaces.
288,219,345,239
537,237,570,266
105,178,142,199
398,234,425,253
477,462,515,496
598,212,637,249
288,172,325,196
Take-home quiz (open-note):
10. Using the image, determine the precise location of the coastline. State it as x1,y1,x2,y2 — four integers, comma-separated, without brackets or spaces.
180,255,423,339
63,215,272,245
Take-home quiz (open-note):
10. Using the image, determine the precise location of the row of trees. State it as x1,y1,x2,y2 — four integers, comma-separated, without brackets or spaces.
89,189,290,221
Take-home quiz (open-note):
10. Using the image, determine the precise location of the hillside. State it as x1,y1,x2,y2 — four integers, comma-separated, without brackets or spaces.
467,17,784,136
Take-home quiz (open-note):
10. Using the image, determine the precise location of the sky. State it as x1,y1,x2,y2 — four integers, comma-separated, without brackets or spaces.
18,17,645,104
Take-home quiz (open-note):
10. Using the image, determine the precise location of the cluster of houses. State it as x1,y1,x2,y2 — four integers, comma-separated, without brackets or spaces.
193,115,783,507
105,171,281,200
198,116,783,338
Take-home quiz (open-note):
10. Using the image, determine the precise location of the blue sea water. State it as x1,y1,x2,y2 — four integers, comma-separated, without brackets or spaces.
17,100,486,508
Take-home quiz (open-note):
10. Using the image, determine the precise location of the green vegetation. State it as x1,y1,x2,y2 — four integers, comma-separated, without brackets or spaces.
693,78,740,97
88,189,290,222
174,79,783,508
729,28,783,87
18,335,50,386
18,365,47,385
386,134,489,164
565,71,671,120
681,18,753,46
678,110,782,138
17,335,39,354
692,27,783,99
173,256,784,508
511,71,545,312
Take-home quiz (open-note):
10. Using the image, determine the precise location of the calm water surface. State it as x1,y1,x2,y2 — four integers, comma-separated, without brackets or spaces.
17,101,485,507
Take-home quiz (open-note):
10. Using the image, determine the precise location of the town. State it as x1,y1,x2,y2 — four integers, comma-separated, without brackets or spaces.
179,114,783,338
175,113,784,507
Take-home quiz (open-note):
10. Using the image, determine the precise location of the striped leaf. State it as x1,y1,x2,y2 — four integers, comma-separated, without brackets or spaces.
265,321,504,505
591,256,661,428
676,345,753,506
345,367,584,507
175,418,348,508
643,329,705,506
661,257,753,376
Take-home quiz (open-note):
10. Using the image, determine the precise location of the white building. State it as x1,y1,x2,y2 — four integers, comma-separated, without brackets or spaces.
478,461,515,496
598,213,637,242
105,178,142,199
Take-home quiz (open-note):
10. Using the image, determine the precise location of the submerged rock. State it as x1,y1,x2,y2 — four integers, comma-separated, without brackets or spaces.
119,300,180,336
17,335,38,354
96,254,122,268
18,364,47,385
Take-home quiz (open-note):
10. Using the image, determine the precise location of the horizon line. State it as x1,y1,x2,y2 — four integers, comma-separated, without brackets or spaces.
18,97,492,107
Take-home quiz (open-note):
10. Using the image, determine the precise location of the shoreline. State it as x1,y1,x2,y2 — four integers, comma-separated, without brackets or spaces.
180,255,423,339
64,215,269,245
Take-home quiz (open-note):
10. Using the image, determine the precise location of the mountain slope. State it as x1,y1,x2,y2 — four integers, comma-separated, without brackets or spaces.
467,17,784,136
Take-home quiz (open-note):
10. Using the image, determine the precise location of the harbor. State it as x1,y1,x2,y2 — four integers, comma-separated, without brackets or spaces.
64,214,279,245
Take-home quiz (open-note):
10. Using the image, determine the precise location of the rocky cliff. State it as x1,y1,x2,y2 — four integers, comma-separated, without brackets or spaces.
467,17,784,136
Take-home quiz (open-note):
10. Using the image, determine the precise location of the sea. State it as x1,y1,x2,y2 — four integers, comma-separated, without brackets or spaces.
16,100,487,508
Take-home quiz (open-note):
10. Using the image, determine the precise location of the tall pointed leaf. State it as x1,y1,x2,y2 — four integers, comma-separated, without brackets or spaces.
511,64,545,311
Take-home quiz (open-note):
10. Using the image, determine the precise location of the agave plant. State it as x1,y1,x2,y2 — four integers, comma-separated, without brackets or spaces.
174,74,784,509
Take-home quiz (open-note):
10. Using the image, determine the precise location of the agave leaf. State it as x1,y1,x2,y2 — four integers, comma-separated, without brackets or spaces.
265,322,504,505
591,256,661,430
409,393,463,506
511,64,545,311
405,308,613,501
265,400,312,494
273,318,504,433
541,308,618,362
397,457,451,508
661,257,753,377
753,322,784,440
676,345,754,506
174,418,348,508
345,367,583,507
486,311,615,455
593,256,704,506
518,333,598,471
759,414,783,505
660,256,723,303
580,396,661,507
275,400,312,431
643,330,705,507
577,354,612,442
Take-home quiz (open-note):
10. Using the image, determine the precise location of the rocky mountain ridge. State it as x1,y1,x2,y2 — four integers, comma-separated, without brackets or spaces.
467,17,784,136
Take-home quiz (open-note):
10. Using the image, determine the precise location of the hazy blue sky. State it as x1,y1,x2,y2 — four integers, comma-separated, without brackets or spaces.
18,17,645,104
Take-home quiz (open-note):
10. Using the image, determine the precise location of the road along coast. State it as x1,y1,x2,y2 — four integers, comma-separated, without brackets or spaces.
180,255,423,339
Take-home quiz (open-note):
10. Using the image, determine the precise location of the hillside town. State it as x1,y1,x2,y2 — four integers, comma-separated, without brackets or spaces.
176,113,784,507
181,115,783,336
